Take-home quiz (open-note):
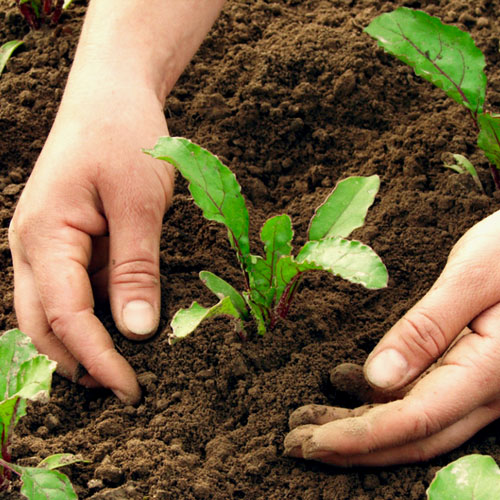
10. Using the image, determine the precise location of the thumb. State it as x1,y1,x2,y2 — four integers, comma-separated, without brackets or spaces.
108,202,164,340
364,214,500,391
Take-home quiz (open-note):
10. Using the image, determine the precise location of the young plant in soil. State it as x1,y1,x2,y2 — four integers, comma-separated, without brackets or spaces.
146,137,388,343
0,40,24,78
0,329,85,499
16,0,74,29
365,7,500,190
444,153,484,193
427,454,500,498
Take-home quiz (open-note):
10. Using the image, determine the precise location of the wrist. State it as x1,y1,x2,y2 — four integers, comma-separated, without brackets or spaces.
66,0,225,104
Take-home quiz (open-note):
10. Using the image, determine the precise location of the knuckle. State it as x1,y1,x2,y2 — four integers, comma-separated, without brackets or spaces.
9,211,45,249
110,258,159,289
399,310,448,361
83,347,116,383
48,309,90,344
410,400,441,440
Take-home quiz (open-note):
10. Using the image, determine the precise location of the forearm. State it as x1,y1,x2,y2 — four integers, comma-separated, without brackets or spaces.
63,0,225,104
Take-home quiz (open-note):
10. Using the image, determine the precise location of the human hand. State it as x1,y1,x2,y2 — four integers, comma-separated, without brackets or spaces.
284,209,500,465
9,85,173,405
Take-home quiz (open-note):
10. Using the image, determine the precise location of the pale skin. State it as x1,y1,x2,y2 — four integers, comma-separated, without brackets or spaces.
8,0,500,465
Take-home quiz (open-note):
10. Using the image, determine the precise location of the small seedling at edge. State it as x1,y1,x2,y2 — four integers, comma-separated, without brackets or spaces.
145,137,388,343
365,7,500,190
0,40,24,78
444,153,484,193
0,329,86,499
16,0,74,29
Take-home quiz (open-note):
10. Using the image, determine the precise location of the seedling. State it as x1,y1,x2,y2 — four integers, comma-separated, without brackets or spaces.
145,137,388,343
16,0,74,29
427,454,500,499
0,329,85,499
444,153,484,193
365,7,500,190
0,40,24,78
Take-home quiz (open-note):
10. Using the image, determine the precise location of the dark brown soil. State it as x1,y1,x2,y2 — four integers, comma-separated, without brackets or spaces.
1,0,500,498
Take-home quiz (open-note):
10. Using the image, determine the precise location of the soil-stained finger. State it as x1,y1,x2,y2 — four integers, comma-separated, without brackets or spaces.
300,401,500,467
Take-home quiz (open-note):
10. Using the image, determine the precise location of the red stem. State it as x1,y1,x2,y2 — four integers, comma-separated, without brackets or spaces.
51,0,64,24
18,3,40,29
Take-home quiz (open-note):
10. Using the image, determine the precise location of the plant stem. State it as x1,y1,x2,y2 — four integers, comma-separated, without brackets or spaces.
52,0,64,24
491,165,500,190
270,272,303,329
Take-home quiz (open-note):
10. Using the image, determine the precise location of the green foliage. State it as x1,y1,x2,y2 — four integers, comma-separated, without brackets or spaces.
365,7,486,115
0,41,24,78
0,329,84,499
427,454,500,499
365,7,500,190
146,137,388,342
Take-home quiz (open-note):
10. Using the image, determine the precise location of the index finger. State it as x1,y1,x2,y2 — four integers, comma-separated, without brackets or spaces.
27,226,141,404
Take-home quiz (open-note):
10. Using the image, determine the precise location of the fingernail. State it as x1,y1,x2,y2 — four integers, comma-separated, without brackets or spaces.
365,349,408,389
283,425,316,456
122,300,157,335
114,388,141,406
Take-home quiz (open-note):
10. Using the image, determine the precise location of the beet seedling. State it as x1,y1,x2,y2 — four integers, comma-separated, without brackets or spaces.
0,329,85,499
365,7,500,190
146,137,388,343
16,0,74,29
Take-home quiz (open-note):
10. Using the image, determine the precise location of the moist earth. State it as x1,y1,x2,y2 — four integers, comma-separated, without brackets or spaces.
1,0,500,498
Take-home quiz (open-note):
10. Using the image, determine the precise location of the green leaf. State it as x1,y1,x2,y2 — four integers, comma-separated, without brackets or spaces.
0,330,56,449
274,256,302,304
63,0,74,8
248,255,277,308
37,453,88,471
478,113,500,170
427,454,500,500
169,298,245,344
16,356,57,402
20,468,78,500
309,176,380,240
365,7,486,114
200,271,249,319
0,40,24,77
0,397,23,449
261,214,293,264
248,215,294,309
244,293,268,336
0,329,38,399
296,238,388,289
145,137,250,266
444,153,484,192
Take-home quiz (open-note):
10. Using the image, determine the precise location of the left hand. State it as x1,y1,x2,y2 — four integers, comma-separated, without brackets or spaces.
284,210,500,466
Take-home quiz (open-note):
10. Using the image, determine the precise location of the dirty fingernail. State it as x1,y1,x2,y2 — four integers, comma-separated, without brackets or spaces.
122,300,157,335
114,388,141,406
283,425,316,457
301,434,323,460
365,348,408,389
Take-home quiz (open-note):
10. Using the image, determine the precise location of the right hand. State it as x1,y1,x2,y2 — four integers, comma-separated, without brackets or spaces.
9,84,174,404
